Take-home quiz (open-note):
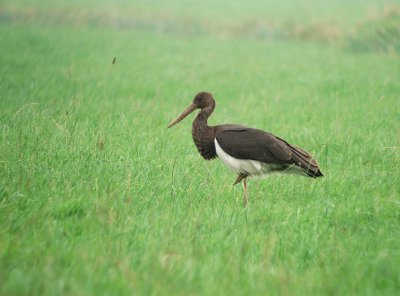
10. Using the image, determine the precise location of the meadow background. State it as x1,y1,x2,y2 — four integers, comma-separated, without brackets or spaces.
1,0,399,295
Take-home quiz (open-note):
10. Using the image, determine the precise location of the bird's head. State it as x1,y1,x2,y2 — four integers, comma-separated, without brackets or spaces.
168,91,215,128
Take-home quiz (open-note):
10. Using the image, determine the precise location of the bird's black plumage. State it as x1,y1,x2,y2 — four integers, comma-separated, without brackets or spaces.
215,125,322,177
215,126,292,163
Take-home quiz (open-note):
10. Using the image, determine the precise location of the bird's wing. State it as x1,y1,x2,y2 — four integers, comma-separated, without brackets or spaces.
214,125,293,164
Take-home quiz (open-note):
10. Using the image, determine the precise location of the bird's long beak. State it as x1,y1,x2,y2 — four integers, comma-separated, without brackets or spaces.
168,103,197,128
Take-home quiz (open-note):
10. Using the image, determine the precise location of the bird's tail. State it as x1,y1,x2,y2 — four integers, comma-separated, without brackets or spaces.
287,144,323,178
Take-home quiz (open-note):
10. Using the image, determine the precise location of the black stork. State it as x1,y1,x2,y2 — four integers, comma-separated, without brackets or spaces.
168,91,323,206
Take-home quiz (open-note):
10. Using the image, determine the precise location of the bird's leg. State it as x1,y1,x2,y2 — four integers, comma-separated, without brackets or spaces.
232,173,249,207
233,173,246,186
243,177,248,207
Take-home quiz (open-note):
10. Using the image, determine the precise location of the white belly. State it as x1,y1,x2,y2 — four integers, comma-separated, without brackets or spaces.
214,139,310,178
215,139,265,176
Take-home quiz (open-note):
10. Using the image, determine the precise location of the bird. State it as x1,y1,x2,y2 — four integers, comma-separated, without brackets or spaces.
168,91,323,206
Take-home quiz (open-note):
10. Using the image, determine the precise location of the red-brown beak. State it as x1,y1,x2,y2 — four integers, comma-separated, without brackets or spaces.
167,103,197,128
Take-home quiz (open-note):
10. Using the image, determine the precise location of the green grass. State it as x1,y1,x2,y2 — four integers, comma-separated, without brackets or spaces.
1,1,400,295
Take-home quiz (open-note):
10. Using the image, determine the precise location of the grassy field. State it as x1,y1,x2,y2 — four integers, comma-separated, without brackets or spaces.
1,1,400,295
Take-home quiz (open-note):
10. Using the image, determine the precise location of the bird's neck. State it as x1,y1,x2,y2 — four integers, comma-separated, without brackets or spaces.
191,107,216,160
193,108,213,128
192,107,213,132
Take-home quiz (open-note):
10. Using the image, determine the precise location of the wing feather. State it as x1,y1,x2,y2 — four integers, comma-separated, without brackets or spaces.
214,126,292,164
